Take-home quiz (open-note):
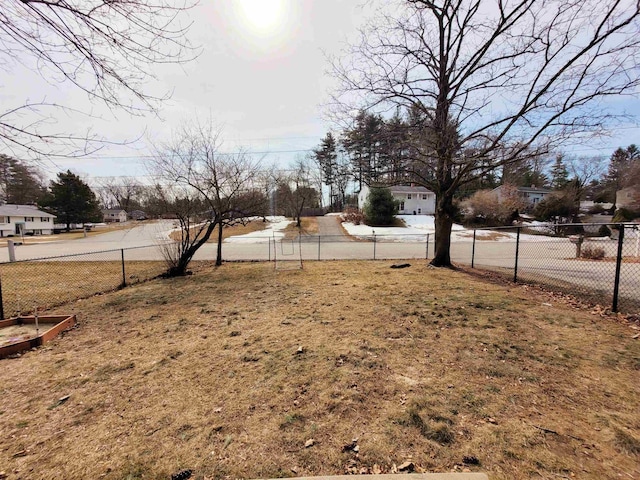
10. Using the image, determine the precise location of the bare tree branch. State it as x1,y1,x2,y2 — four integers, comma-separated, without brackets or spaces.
0,0,198,158
148,120,267,275
330,0,640,266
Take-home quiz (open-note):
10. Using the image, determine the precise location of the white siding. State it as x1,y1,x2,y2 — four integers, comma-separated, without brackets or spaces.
358,186,436,215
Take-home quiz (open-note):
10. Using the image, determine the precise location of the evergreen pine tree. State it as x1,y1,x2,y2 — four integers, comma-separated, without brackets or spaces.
43,170,102,230
550,155,569,190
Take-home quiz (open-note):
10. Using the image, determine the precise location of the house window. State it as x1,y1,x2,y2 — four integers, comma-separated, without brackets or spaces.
399,201,405,210
0,217,5,223
418,208,422,214
41,217,50,222
407,194,412,199
25,217,34,222
422,194,428,200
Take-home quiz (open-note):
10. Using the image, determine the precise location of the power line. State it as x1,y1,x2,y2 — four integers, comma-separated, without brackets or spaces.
64,148,317,161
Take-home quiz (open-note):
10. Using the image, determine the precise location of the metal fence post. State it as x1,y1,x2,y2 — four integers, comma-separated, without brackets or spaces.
268,238,271,262
7,240,15,262
612,224,625,313
426,233,430,259
513,227,521,283
0,276,4,320
318,235,321,261
471,229,477,268
373,231,376,260
120,249,126,288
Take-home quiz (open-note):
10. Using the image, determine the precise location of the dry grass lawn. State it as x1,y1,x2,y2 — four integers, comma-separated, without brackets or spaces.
283,218,319,239
0,260,168,317
0,261,639,480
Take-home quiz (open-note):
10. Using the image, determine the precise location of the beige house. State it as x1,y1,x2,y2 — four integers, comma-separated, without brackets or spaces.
493,185,552,207
102,209,128,223
616,186,639,209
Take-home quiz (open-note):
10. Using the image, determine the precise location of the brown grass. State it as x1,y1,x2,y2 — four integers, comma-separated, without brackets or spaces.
0,260,168,317
169,220,269,243
0,261,639,479
282,218,319,239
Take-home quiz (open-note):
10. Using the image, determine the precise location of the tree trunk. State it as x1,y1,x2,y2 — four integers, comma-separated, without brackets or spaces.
430,193,454,267
215,219,223,266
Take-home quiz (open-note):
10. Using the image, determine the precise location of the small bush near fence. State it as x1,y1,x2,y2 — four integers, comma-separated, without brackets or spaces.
343,207,364,225
597,224,611,237
581,245,605,260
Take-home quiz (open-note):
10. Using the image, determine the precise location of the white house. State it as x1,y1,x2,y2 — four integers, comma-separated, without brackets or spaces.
102,209,128,223
358,184,436,215
493,185,552,207
0,204,56,237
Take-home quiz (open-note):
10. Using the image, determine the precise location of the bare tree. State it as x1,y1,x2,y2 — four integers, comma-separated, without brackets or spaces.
280,157,321,228
331,0,640,266
149,121,266,275
564,154,606,208
0,0,196,158
96,177,144,212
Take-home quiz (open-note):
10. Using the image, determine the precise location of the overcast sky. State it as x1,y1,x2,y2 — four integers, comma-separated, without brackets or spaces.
2,0,639,184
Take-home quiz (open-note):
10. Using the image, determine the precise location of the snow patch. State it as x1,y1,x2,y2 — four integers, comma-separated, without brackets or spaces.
224,216,293,244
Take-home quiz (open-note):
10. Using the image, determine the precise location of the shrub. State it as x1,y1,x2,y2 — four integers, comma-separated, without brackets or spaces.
342,207,364,225
612,207,640,223
461,186,526,226
534,192,579,222
363,187,399,226
597,224,611,237
581,245,605,260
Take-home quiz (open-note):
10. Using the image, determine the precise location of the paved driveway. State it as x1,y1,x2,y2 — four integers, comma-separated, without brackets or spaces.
315,216,348,237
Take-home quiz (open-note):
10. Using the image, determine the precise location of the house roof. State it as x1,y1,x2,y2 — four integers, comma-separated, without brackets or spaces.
389,185,434,194
517,186,552,194
493,185,552,194
102,209,127,214
0,204,55,218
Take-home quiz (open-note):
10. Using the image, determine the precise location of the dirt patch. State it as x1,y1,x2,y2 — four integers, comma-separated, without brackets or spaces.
0,261,638,479
0,324,55,347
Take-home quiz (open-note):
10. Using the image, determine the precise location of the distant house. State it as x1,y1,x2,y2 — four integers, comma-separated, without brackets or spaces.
493,185,552,207
358,184,436,215
128,210,147,221
0,204,56,237
102,209,127,223
616,186,639,209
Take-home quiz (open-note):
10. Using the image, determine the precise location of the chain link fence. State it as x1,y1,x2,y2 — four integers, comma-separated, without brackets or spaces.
0,245,167,318
267,223,639,313
464,223,640,313
0,223,638,317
